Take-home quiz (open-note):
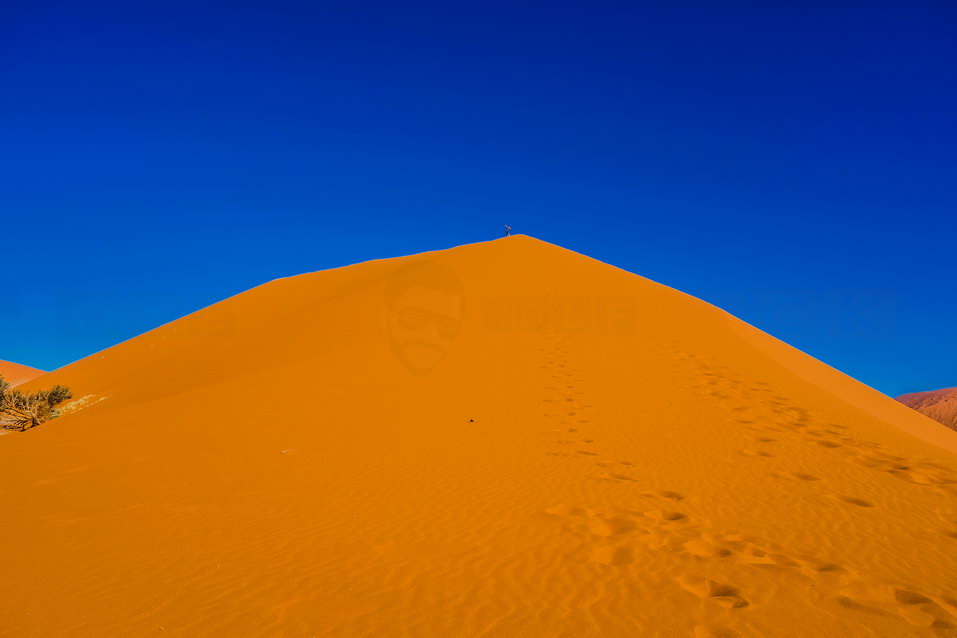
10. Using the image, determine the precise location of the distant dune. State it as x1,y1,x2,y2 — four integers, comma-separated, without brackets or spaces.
1,236,955,637
0,359,45,387
897,387,957,432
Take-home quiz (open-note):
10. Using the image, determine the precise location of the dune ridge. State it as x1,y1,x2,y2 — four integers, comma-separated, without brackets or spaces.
1,235,956,637
0,359,45,387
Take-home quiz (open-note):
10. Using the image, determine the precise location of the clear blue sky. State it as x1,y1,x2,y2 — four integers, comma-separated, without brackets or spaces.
2,1,954,397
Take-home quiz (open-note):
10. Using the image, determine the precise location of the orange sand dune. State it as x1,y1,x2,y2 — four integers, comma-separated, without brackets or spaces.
2,236,956,637
897,387,957,432
0,359,45,387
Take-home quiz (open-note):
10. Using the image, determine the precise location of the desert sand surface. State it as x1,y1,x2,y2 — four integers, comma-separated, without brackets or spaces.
0,359,45,387
898,388,957,432
2,235,956,637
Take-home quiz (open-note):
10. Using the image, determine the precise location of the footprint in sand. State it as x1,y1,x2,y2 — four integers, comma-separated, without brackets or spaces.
838,583,957,629
645,509,687,522
734,382,957,492
597,472,637,483
591,545,634,566
652,490,684,501
694,625,739,638
678,575,749,609
840,496,876,508
683,538,732,558
587,515,638,536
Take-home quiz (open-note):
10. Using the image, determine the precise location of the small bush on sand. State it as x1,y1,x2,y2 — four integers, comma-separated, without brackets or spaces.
0,375,72,431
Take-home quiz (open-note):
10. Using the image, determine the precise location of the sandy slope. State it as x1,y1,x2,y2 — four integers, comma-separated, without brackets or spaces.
1,235,956,637
0,359,45,387
897,388,957,432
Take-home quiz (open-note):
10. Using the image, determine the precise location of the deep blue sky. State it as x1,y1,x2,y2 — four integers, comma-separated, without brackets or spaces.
2,1,954,396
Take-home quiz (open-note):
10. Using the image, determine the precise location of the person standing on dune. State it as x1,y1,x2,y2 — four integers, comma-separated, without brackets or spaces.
505,225,511,237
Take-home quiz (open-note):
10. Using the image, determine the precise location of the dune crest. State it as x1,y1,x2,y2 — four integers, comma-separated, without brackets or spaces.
2,235,956,637
0,360,45,387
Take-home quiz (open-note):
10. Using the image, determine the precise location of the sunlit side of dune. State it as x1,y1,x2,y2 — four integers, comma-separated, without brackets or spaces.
0,360,45,387
2,235,956,637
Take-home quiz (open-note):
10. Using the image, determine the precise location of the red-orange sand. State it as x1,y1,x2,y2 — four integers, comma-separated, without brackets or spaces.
0,359,45,387
898,388,957,432
2,236,956,637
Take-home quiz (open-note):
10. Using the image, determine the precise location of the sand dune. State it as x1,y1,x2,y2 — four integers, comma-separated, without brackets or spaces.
1,235,956,637
0,359,45,387
898,387,957,432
